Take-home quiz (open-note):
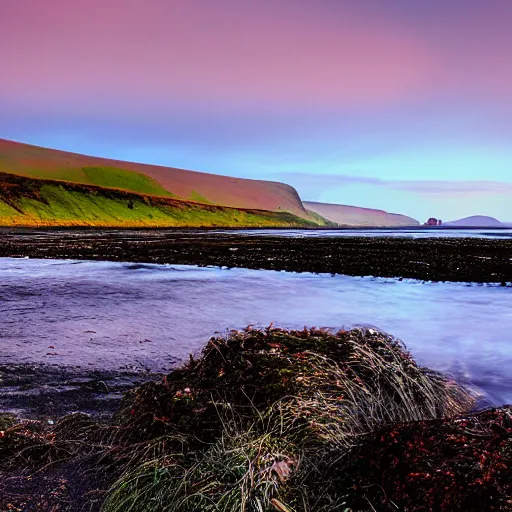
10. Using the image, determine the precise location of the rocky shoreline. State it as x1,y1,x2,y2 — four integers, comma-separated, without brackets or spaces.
1,228,511,284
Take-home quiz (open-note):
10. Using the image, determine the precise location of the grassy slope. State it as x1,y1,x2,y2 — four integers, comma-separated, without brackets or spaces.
0,172,319,228
81,166,175,197
0,138,310,218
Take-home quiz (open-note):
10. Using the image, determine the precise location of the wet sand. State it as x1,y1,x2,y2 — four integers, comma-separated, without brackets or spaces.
1,228,511,284
0,363,162,419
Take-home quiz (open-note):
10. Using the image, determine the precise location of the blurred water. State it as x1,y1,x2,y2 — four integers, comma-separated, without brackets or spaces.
208,228,512,239
1,257,511,405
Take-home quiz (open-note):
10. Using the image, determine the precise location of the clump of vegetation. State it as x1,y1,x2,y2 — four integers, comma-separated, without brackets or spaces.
115,326,470,442
0,414,17,432
1,327,511,511
102,327,472,512
344,406,512,511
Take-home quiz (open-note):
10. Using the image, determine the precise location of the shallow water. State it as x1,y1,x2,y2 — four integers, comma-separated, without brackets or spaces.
210,227,512,239
4,227,511,241
1,257,511,405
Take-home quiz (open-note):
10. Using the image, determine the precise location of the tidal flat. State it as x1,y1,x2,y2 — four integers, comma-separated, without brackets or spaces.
1,227,511,283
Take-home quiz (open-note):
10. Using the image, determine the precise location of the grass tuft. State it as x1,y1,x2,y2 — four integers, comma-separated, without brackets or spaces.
102,327,473,512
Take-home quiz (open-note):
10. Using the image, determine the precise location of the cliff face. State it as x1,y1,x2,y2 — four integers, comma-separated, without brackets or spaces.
303,201,419,227
0,138,309,218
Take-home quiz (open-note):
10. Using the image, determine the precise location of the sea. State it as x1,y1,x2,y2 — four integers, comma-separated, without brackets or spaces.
1,230,511,405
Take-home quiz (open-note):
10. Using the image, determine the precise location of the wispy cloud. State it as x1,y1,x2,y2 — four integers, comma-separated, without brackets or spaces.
279,173,512,198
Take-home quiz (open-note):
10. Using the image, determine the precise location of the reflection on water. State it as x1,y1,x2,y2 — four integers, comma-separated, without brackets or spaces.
1,258,511,405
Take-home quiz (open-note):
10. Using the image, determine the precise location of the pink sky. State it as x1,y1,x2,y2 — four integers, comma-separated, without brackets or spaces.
1,0,511,221
2,0,511,111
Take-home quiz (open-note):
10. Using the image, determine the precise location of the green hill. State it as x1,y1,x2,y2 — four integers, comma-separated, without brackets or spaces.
0,138,311,218
0,172,321,228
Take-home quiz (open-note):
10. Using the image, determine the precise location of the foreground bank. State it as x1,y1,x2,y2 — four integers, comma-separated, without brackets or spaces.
1,327,511,511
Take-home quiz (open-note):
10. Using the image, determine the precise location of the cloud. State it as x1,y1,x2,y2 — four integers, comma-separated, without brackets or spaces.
277,172,512,222
279,173,512,198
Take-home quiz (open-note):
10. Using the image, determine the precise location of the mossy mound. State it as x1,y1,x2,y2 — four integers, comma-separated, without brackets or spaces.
101,327,473,511
116,327,470,444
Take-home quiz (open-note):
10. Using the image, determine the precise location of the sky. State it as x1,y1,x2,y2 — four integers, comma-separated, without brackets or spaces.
1,0,511,222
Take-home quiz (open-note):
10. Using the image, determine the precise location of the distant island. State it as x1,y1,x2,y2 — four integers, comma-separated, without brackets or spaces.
444,215,504,227
304,201,419,227
0,138,419,228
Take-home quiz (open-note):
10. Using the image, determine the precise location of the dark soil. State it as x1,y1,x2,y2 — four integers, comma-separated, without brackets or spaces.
1,228,511,284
